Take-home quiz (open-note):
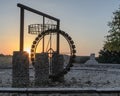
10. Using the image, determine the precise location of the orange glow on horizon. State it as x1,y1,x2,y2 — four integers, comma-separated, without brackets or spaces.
25,48,31,55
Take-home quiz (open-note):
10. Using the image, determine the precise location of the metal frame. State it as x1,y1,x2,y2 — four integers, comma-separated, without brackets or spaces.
17,3,60,53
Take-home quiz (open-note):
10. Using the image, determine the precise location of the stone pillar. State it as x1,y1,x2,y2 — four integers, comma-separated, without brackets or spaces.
12,51,29,87
52,52,64,82
34,53,49,86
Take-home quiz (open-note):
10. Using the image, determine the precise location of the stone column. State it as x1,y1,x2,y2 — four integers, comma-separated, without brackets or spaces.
51,52,64,82
34,53,49,86
12,51,29,87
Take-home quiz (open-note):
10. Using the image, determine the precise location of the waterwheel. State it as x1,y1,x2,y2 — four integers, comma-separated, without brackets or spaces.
29,24,76,80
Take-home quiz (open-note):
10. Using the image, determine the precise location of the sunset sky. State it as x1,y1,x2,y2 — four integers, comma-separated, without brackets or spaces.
0,0,120,56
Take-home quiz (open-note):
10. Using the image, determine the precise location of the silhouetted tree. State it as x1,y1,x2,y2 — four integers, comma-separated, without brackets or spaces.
98,7,120,63
105,7,120,51
98,48,120,63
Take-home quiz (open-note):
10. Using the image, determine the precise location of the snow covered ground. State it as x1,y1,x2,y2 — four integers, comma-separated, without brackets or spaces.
65,63,120,88
1,63,120,88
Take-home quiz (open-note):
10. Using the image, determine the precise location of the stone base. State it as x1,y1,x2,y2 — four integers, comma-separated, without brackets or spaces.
51,53,64,82
34,53,49,86
12,51,29,87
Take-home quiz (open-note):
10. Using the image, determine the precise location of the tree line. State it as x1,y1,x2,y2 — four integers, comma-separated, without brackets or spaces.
0,53,12,57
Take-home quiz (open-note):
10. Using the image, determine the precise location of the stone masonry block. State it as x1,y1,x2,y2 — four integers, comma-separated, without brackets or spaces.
12,51,29,87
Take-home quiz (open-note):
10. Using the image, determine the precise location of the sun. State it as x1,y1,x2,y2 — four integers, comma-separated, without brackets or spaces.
25,48,31,54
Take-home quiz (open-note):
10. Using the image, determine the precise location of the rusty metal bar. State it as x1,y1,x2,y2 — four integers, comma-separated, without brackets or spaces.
20,8,24,51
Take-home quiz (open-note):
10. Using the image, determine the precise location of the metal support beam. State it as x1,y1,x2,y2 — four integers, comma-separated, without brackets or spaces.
20,8,24,51
17,3,60,22
56,21,60,54
42,17,45,52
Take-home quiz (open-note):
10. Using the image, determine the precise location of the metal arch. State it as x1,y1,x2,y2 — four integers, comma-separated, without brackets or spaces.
31,29,76,77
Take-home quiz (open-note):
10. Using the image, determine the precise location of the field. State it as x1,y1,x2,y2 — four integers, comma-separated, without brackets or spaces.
0,56,120,88
0,56,12,68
